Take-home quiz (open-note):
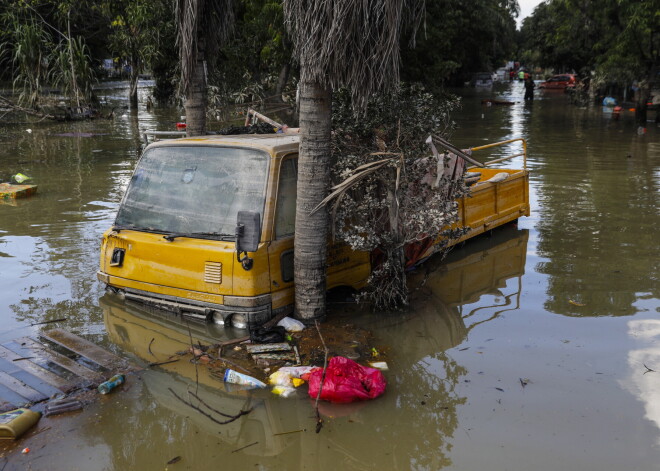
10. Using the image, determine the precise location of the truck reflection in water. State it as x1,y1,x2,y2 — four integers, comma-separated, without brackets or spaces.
99,225,528,468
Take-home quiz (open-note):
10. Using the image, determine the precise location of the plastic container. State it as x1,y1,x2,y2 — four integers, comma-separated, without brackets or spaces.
44,398,83,416
223,369,266,389
98,374,125,394
0,408,41,440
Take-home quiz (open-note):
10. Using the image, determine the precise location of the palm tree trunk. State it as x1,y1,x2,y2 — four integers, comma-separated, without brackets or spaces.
129,58,139,109
184,39,207,136
294,79,332,322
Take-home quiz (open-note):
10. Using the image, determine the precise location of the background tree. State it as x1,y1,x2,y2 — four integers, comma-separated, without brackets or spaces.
283,0,424,321
519,0,659,123
106,0,165,109
176,0,234,137
402,0,519,89
0,1,99,110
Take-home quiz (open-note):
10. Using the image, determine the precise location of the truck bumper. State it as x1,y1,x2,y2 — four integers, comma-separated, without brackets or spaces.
98,271,272,328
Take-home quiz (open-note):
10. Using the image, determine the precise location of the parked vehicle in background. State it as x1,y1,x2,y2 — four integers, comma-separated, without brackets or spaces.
471,72,494,88
538,74,577,90
647,86,659,110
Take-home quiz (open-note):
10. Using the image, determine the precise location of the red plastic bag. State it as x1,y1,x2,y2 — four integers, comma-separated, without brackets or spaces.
307,356,387,403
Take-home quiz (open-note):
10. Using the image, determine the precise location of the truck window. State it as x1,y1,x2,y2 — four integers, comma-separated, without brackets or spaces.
274,157,297,239
115,146,269,237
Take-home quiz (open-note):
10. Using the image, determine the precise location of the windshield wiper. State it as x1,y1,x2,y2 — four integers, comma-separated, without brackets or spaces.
163,232,234,242
112,225,162,234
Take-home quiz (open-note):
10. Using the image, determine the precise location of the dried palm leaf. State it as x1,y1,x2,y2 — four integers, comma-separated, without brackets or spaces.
283,0,425,110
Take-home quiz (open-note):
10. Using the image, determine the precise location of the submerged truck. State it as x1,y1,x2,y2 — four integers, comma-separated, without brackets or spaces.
98,133,529,328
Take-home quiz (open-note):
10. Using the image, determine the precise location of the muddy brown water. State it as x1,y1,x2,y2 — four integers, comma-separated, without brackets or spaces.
0,81,658,470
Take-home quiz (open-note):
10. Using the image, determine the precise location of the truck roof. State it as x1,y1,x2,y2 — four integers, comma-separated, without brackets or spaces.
147,133,300,157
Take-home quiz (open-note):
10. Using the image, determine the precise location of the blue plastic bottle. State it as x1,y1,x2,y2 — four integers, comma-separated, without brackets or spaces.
98,374,125,394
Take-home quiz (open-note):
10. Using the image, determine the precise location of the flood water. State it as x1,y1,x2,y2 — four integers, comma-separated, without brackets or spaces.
0,81,658,470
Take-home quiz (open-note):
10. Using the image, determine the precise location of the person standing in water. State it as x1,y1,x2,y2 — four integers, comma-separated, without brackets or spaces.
524,75,535,101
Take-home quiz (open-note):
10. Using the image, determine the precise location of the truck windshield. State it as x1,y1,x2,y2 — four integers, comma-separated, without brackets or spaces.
115,145,269,237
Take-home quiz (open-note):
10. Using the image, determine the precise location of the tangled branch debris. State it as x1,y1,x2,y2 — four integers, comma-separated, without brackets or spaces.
168,387,252,425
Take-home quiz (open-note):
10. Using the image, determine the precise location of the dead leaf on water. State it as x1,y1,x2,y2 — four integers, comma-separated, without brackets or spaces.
569,300,586,306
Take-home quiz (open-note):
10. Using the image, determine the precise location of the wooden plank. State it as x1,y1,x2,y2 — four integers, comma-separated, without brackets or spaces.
41,329,131,371
14,337,105,384
0,384,26,411
0,346,71,392
0,183,38,199
9,369,62,397
0,371,45,403
0,357,62,398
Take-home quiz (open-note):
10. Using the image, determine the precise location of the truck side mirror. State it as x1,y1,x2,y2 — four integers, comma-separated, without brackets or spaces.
235,211,261,270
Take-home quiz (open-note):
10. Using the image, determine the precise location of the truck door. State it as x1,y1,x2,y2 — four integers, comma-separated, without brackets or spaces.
267,155,297,313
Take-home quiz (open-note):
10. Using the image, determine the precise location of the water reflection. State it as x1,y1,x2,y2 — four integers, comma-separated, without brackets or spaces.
95,224,529,470
624,318,660,444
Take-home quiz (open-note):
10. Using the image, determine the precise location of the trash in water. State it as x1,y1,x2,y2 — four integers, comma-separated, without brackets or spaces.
292,378,304,387
245,343,291,354
268,366,316,386
307,356,387,403
0,408,41,440
98,374,126,394
44,398,83,416
12,173,32,184
223,369,266,389
568,300,586,307
277,317,305,332
250,325,286,344
272,385,296,397
247,342,299,365
369,361,389,371
268,366,315,387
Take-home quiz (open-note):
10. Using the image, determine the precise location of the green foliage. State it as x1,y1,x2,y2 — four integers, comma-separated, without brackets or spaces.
210,0,292,104
106,0,165,79
402,0,519,88
1,13,51,106
519,0,659,86
49,35,97,105
0,2,100,107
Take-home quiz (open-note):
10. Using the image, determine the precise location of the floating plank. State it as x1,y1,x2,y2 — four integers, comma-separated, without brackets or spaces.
14,337,104,383
41,329,131,371
0,371,44,403
0,183,38,199
0,346,72,392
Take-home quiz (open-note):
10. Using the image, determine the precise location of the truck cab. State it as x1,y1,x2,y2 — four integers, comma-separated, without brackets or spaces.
98,134,370,328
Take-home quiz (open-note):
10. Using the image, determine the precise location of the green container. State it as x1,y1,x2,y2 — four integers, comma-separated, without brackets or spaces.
0,408,41,440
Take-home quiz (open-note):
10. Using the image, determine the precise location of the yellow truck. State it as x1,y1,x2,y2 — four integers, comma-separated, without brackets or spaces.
98,134,529,328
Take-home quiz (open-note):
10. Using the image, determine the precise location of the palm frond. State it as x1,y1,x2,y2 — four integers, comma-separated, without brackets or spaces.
176,0,234,97
283,0,425,109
